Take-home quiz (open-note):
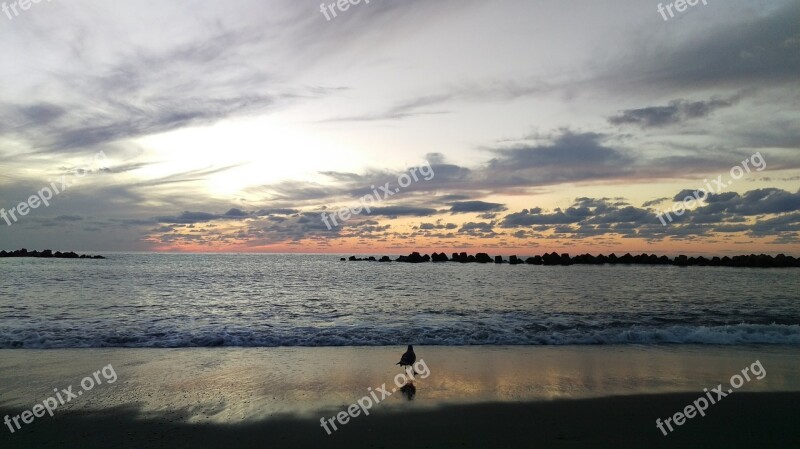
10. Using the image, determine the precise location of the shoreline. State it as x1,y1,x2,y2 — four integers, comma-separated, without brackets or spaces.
2,345,798,447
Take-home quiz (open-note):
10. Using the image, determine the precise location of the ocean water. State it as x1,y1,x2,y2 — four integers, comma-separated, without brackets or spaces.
0,253,798,348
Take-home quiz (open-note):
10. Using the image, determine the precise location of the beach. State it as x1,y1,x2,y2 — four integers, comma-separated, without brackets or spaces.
1,345,798,448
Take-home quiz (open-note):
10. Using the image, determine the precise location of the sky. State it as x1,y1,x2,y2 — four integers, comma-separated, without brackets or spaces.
0,0,798,255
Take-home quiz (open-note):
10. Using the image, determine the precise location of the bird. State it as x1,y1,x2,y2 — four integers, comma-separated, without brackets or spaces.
396,345,416,370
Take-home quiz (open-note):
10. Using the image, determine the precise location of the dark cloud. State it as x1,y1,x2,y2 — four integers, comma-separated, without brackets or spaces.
418,221,458,230
499,189,800,243
154,212,222,224
501,205,593,226
672,189,706,202
687,189,800,218
458,221,497,237
16,103,66,125
364,206,438,218
489,132,630,169
247,212,341,243
224,208,249,217
151,206,300,224
609,97,739,128
255,208,300,216
615,2,800,90
585,206,651,224
749,212,800,236
486,131,635,185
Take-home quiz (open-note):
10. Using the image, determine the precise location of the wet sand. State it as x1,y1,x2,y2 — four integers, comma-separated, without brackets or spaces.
1,346,798,448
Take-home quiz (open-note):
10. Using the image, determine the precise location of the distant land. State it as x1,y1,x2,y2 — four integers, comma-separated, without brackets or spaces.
0,249,105,259
343,252,800,268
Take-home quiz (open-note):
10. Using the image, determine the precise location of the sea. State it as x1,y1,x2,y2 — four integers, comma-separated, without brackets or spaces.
1,253,798,348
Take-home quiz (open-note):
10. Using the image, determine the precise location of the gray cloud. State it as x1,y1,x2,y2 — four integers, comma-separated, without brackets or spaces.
633,2,800,89
642,198,669,208
418,221,458,230
609,96,739,128
486,131,635,185
499,189,800,243
364,206,438,218
324,78,556,122
458,221,497,237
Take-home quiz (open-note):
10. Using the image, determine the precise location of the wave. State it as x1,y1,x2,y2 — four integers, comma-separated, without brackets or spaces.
1,323,799,348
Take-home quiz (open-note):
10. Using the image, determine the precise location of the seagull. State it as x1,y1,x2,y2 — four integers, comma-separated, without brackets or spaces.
396,345,416,372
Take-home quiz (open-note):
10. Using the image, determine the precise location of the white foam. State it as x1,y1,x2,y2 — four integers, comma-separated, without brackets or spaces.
1,323,799,348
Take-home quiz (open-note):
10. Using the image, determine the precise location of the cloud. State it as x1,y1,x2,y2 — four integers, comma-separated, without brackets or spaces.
689,189,800,217
486,131,634,185
748,212,800,236
0,15,348,160
152,208,261,224
501,207,590,226
609,96,739,128
323,79,554,122
255,208,300,216
498,189,800,243
364,206,438,218
458,221,497,237
322,93,454,122
133,165,245,189
418,221,458,230
153,211,225,224
223,208,249,217
612,2,800,90
642,198,669,208
449,201,507,214
1,0,798,252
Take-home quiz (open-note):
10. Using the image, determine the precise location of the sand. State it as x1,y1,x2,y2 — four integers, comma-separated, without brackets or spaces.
1,345,798,448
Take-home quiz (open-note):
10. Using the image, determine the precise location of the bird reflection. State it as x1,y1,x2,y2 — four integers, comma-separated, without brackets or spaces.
400,381,416,400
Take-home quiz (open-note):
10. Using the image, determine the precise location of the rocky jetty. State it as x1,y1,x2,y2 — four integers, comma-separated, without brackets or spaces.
0,249,105,259
342,251,800,268
396,252,429,263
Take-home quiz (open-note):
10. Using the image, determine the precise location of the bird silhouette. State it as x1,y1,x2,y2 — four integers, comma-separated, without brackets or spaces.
396,345,416,373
